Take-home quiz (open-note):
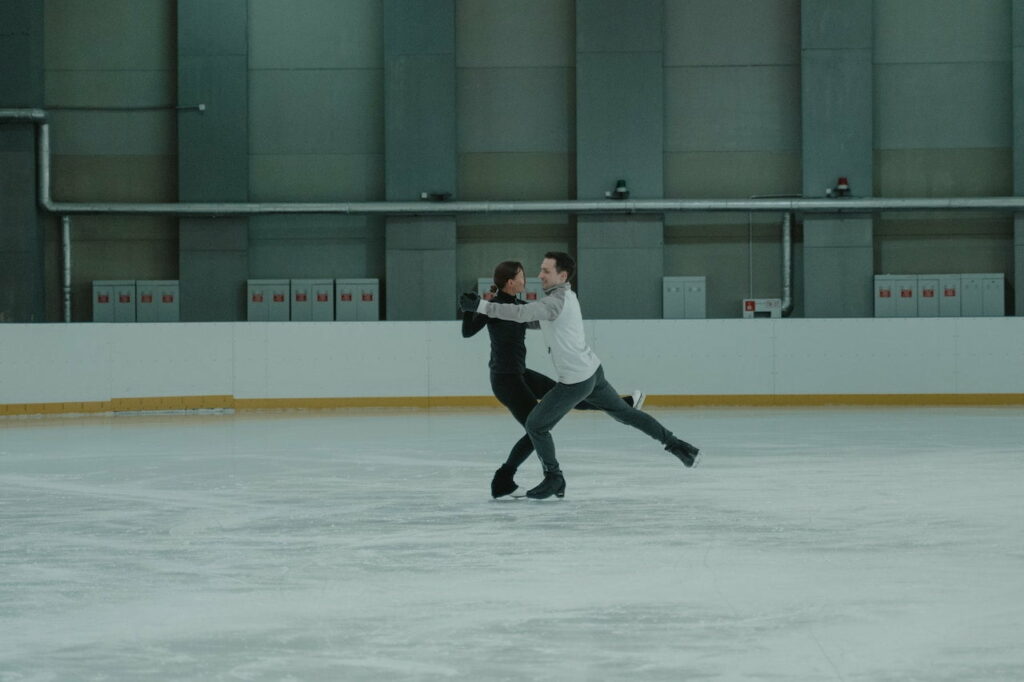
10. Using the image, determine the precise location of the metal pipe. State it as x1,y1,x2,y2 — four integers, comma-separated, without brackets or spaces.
38,196,1024,217
0,108,46,121
781,212,793,316
7,107,1024,216
39,123,52,209
61,215,72,323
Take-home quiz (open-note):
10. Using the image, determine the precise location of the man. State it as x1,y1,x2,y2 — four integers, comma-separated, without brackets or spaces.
460,252,700,499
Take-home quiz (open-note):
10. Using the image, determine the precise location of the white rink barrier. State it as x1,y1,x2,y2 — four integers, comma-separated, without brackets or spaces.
1,318,1022,414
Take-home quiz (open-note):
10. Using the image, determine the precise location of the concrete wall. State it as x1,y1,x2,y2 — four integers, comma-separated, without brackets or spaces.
4,0,1018,321
1,319,1022,414
42,0,179,321
247,0,386,292
874,0,1014,287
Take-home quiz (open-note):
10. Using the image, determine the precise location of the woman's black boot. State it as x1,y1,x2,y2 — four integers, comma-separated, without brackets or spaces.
491,464,519,498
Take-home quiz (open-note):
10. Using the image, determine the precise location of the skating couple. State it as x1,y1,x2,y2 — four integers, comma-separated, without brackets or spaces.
460,252,700,500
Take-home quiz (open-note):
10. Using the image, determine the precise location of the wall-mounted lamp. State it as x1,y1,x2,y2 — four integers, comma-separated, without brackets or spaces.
826,177,850,198
605,179,630,200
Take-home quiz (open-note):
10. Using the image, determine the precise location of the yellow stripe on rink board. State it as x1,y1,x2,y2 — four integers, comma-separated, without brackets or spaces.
2,394,1023,417
646,394,1024,407
231,396,502,410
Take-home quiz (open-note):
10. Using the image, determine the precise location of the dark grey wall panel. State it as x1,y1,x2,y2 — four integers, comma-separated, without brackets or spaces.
576,53,664,199
801,0,874,318
384,55,457,201
178,56,248,201
0,0,44,321
385,245,457,320
384,0,456,320
577,0,663,52
801,51,872,196
0,0,44,106
177,0,249,321
802,235,874,317
665,0,799,66
576,0,664,319
176,239,249,320
1015,0,1023,314
178,0,247,55
577,219,665,320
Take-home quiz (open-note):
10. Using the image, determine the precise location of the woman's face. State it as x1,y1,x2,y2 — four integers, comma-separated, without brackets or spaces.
502,268,526,295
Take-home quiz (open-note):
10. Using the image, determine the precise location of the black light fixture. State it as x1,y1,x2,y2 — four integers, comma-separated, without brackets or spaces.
605,179,630,200
419,191,452,202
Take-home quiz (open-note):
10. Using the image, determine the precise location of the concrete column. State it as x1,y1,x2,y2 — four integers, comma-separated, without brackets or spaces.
575,0,664,319
0,1,44,321
1014,0,1024,315
801,0,874,318
384,0,456,320
177,0,249,321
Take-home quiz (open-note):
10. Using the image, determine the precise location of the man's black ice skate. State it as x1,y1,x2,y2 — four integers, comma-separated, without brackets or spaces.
665,438,701,468
526,469,566,499
491,464,519,498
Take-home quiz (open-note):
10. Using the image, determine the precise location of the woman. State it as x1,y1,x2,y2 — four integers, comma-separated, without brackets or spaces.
462,260,642,498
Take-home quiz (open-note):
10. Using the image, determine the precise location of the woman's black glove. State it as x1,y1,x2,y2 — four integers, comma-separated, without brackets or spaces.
459,291,481,312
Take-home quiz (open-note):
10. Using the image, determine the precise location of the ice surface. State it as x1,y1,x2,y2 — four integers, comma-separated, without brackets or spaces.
1,406,1023,681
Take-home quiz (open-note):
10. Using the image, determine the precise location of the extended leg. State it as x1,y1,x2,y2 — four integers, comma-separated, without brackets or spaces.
584,367,701,467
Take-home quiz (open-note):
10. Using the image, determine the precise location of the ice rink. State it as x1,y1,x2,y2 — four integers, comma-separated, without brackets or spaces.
2,405,1023,681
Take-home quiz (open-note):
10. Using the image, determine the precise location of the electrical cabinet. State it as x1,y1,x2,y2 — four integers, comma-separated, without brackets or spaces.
136,280,180,322
916,275,939,317
961,273,1004,317
874,276,895,317
93,280,136,322
336,279,379,321
938,275,961,317
874,275,917,318
663,276,706,319
247,280,290,321
875,273,1002,317
290,279,334,321
893,275,918,318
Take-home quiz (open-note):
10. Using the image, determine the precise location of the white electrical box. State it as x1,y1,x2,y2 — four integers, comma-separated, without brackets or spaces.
916,275,939,317
247,280,290,321
874,276,895,317
874,275,917,317
921,274,963,317
938,274,961,317
961,273,1004,317
876,273,1002,318
663,276,706,319
136,280,180,322
742,298,781,319
336,278,379,321
290,279,334,321
93,280,136,322
893,275,918,318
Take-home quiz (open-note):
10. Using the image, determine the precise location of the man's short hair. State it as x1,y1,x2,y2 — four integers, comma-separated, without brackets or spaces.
544,251,576,281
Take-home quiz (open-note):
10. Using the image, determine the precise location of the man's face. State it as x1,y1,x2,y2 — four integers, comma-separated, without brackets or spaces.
538,258,566,289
